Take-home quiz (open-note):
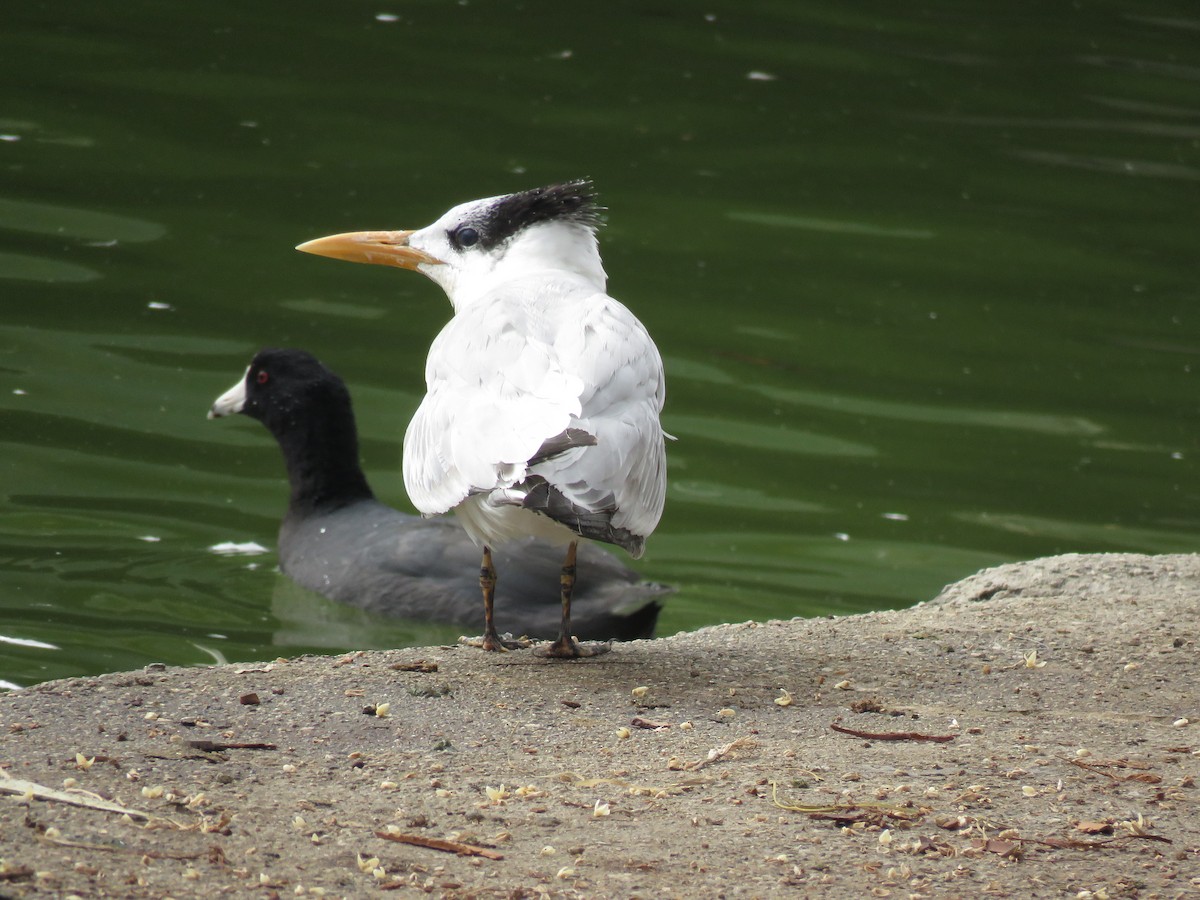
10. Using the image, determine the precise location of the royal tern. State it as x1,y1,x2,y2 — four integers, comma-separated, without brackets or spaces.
296,181,668,656
207,348,670,640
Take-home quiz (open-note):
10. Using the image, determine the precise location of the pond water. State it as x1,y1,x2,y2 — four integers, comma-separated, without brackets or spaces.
2,2,1197,688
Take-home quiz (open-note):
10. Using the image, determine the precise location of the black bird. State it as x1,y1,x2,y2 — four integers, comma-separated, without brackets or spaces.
208,348,670,641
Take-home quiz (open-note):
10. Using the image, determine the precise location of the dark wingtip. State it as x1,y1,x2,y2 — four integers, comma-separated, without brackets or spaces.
518,476,646,556
527,427,598,467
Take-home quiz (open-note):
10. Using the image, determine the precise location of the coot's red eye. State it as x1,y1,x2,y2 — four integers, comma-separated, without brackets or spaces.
256,370,269,385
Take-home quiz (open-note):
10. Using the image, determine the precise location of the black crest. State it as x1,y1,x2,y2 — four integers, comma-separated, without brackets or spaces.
470,180,603,251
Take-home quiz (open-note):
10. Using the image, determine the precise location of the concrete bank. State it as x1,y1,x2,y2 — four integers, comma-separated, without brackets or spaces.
1,553,1197,898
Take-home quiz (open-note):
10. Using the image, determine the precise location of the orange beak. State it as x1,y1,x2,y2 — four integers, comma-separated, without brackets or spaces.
295,230,444,270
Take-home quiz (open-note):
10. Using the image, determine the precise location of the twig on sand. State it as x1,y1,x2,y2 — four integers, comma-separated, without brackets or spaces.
0,770,152,821
374,830,504,860
830,721,956,743
187,740,277,752
1066,756,1162,784
769,781,922,822
684,737,757,771
977,832,1172,854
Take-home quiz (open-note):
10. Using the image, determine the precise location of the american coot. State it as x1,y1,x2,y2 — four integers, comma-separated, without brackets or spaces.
296,181,668,657
209,348,670,642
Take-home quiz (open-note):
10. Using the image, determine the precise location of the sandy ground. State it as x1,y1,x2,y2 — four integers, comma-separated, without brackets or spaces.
0,552,1197,899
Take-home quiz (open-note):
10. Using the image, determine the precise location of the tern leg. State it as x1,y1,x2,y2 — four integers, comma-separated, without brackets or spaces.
479,546,522,652
537,541,611,658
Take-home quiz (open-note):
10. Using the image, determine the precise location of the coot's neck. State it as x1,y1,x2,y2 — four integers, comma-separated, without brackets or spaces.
270,402,375,518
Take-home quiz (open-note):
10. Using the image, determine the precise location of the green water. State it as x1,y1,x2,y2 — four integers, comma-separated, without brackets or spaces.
2,2,1197,688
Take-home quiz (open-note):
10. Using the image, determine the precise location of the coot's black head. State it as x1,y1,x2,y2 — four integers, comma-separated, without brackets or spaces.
209,348,350,434
209,348,374,511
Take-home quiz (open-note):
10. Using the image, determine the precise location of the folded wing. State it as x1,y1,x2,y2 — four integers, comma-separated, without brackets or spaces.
403,284,666,549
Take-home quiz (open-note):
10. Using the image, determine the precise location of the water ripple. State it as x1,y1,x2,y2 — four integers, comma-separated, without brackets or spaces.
0,197,166,243
756,385,1105,437
1010,149,1200,181
665,413,878,457
0,251,98,283
910,113,1200,139
669,479,826,513
727,211,934,239
958,512,1200,554
1077,54,1200,82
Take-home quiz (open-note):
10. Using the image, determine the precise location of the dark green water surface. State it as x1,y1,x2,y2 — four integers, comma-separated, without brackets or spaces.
2,2,1197,687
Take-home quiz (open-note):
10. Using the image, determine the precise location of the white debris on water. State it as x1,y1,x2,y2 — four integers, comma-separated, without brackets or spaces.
209,541,269,556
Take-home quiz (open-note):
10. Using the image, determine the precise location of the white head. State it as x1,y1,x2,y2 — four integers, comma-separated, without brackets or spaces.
296,181,607,309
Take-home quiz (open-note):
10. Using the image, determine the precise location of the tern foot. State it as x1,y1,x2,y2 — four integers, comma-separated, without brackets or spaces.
459,633,532,652
534,637,613,659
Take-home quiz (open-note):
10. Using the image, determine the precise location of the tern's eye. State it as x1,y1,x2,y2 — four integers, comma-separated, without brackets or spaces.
452,225,480,249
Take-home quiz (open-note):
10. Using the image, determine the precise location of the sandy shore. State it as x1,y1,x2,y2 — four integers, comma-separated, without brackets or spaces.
1,552,1197,898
